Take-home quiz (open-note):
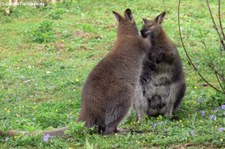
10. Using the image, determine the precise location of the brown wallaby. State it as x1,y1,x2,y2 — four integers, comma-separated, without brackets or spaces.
133,12,186,121
77,9,151,135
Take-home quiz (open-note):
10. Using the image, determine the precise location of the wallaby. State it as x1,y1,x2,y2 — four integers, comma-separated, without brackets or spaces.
133,12,186,121
77,9,151,135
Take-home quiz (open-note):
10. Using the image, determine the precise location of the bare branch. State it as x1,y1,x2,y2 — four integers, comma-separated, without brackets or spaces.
206,0,225,50
208,63,225,82
208,64,224,90
202,41,224,83
218,0,225,40
202,42,225,82
215,73,224,90
178,0,224,94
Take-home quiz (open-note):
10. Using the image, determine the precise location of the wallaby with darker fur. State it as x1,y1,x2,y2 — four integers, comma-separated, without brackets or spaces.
133,12,186,121
77,9,151,135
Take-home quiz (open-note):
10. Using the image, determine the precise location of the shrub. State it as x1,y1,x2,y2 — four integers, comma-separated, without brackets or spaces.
32,20,55,43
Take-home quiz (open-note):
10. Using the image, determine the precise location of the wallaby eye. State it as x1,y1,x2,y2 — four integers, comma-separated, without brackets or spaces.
147,24,153,28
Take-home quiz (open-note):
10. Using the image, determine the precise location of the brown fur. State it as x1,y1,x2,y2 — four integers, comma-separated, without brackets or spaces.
134,12,186,121
77,9,151,134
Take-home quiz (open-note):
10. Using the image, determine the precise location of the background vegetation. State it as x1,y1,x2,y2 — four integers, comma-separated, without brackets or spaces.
0,0,224,148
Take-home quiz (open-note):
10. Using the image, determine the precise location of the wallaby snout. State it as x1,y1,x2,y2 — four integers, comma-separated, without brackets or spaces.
140,29,147,37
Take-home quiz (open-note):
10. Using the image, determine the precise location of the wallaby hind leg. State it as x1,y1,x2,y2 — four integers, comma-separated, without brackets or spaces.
102,123,130,135
136,109,146,122
103,86,133,135
133,84,148,122
102,121,120,135
173,83,186,111
103,105,131,135
163,82,180,117
163,83,186,117
164,105,174,117
134,98,148,122
163,96,175,117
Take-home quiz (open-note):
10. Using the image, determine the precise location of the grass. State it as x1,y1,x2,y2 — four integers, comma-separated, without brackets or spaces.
0,0,225,148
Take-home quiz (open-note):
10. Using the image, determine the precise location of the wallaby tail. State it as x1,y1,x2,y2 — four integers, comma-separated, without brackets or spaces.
0,127,68,137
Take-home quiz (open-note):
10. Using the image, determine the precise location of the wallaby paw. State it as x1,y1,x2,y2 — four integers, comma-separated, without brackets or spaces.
115,128,130,135
137,117,144,123
171,115,179,120
164,114,178,120
164,113,173,119
155,53,163,64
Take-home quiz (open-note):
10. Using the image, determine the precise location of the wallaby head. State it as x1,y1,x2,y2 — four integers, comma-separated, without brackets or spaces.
141,12,166,38
113,9,139,37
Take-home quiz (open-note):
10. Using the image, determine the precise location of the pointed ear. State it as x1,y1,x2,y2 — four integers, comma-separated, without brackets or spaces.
124,8,133,21
154,12,166,24
142,18,149,24
113,11,123,22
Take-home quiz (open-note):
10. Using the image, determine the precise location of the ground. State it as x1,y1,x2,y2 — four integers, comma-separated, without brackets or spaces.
0,0,224,148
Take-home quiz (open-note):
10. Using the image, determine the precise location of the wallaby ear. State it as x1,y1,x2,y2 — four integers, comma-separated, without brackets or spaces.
154,12,166,24
142,18,149,24
124,8,133,21
113,11,123,22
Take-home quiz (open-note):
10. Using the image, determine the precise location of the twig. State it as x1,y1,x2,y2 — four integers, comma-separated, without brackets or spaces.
178,0,224,94
208,63,225,83
202,41,225,82
202,41,225,81
218,0,225,40
215,71,224,91
206,0,225,50
207,63,224,91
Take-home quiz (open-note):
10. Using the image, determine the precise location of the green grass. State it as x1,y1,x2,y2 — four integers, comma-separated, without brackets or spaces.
0,0,225,148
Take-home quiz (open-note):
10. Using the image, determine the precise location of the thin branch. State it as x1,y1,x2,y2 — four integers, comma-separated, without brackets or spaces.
162,0,166,11
206,0,225,50
202,41,225,81
202,41,223,82
178,0,224,94
218,0,225,40
208,63,225,81
215,73,224,90
208,64,224,90
201,41,213,59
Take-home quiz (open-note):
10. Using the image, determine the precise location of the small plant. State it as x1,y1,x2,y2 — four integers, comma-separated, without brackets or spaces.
0,16,11,24
85,138,94,149
32,20,55,43
48,8,65,20
0,8,11,23
65,121,88,137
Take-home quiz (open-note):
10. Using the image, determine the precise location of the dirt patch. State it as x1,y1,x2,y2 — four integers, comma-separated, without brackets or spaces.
35,42,65,51
103,24,116,30
170,143,216,149
73,31,101,39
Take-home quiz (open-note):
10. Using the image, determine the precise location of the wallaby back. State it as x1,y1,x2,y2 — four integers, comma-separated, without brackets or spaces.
77,9,151,135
